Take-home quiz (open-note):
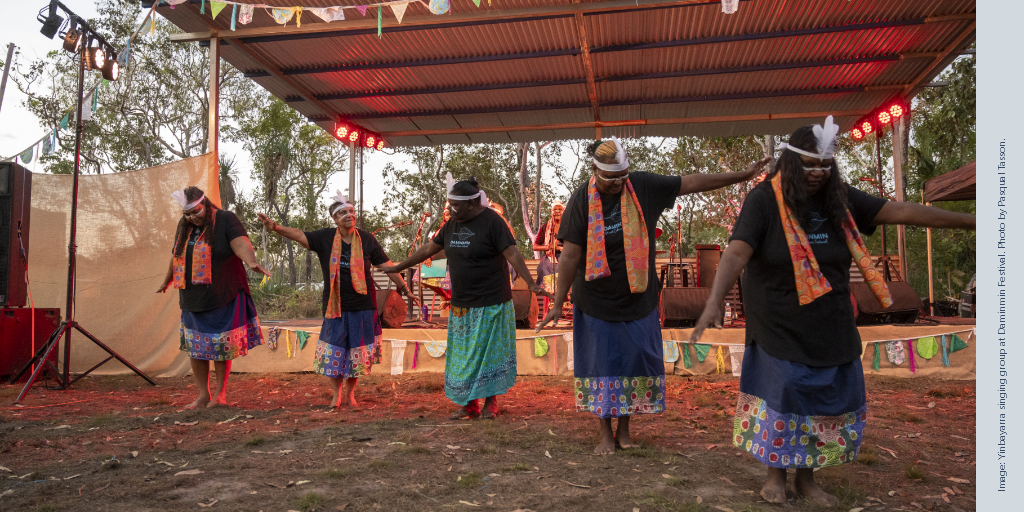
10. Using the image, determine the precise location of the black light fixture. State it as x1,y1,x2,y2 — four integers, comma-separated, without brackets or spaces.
62,16,81,53
101,48,119,81
38,1,64,39
84,41,104,71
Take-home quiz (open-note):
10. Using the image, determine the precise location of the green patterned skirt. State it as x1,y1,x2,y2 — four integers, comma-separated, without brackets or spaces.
444,300,517,405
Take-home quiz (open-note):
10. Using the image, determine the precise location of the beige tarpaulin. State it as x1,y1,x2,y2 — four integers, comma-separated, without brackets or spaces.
28,153,220,378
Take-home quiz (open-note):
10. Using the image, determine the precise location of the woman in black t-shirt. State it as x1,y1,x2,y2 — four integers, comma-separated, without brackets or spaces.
258,193,412,408
158,186,270,410
536,137,767,456
690,118,975,506
384,176,550,420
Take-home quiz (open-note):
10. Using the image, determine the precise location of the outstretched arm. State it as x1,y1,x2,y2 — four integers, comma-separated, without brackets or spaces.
380,240,445,274
503,246,553,300
689,240,754,343
871,202,976,230
229,236,272,277
678,156,771,196
257,213,310,249
536,240,582,331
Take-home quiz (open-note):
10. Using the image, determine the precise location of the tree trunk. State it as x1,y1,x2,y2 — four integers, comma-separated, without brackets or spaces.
516,143,538,255
305,249,313,287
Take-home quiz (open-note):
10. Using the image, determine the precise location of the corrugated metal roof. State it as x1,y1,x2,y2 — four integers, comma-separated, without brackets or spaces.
153,0,975,145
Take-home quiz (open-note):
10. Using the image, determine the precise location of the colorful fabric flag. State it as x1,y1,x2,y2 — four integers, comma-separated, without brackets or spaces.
295,330,311,350
200,0,205,15
663,341,679,363
391,2,409,24
534,337,549,358
682,343,692,369
60,113,69,130
20,147,33,165
210,2,227,20
950,333,968,352
230,4,238,30
728,344,744,376
92,88,98,112
722,0,740,14
42,130,55,155
356,5,368,16
238,4,254,24
885,340,905,365
940,335,951,367
564,333,574,371
423,340,446,358
873,343,881,371
907,340,916,373
391,340,406,375
378,6,382,38
693,343,711,363
472,0,481,6
429,0,451,15
715,346,726,374
917,336,938,360
308,7,345,22
166,0,188,6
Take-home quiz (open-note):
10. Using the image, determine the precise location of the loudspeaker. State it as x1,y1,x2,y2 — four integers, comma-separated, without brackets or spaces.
694,244,720,287
0,308,60,383
376,289,408,328
0,162,32,307
661,287,716,327
851,281,923,325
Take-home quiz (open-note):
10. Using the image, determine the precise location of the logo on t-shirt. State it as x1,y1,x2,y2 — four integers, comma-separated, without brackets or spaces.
603,207,623,236
806,212,828,244
338,252,351,268
450,226,475,248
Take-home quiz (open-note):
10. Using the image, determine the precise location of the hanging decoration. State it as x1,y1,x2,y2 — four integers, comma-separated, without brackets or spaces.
873,343,881,371
356,5,368,16
42,130,55,155
200,0,206,15
378,6,382,38
429,0,451,15
940,334,951,367
472,0,481,6
211,2,228,20
916,336,938,360
423,339,446,358
885,340,906,365
534,337,549,358
19,147,34,165
950,333,968,352
390,1,408,23
663,340,679,363
906,339,916,373
693,343,712,363
682,343,692,369
563,333,574,371
728,345,744,376
715,346,726,374
722,0,740,14
238,4,255,24
308,6,345,22
391,340,407,375
231,4,238,30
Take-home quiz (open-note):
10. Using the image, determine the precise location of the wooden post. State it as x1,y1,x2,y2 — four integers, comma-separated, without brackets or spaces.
926,199,934,316
892,121,908,280
208,38,219,155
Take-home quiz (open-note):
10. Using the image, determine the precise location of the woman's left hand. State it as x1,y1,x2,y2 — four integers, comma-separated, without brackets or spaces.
246,261,272,277
530,283,554,300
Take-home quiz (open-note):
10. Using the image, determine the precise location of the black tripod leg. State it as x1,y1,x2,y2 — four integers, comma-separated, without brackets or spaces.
15,323,69,404
66,323,156,386
10,322,67,383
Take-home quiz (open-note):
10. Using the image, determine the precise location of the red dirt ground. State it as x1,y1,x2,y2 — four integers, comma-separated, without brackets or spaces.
0,372,975,511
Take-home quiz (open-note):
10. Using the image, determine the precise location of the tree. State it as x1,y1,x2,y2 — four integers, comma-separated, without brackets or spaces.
12,0,253,174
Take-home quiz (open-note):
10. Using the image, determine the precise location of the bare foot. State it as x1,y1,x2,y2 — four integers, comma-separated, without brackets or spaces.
449,402,480,420
615,417,634,448
206,396,229,408
793,470,838,507
345,395,359,407
761,467,788,504
481,397,499,419
185,395,210,410
594,436,616,455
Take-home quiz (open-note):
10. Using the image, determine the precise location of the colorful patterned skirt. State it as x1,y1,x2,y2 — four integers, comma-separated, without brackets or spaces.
180,292,263,361
314,309,382,379
572,306,666,418
732,343,867,469
445,300,517,406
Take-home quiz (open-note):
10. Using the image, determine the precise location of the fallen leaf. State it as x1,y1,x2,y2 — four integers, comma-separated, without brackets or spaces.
567,462,579,465
877,445,898,458
719,477,738,486
174,421,198,426
911,502,924,510
156,461,176,467
942,494,951,504
174,469,203,476
662,474,672,479
63,474,81,480
888,491,897,497
297,480,310,485
849,508,864,512
947,477,971,484
197,499,219,508
455,455,463,463
279,450,293,455
706,444,718,451
336,504,349,511
389,442,407,445
562,480,591,488
634,508,641,512
696,496,703,504
0,466,10,473
458,500,480,507
45,425,71,431
943,487,956,495
950,435,970,441
548,429,557,436
952,485,964,495
218,415,241,425
130,451,138,458
714,506,736,512
927,402,936,408
545,451,552,459
446,445,461,450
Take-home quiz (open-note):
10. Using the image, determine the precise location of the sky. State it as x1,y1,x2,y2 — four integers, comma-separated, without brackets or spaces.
0,1,417,212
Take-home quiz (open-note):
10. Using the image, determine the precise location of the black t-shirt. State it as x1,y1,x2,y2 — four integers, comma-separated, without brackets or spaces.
729,183,888,367
431,208,516,308
558,172,682,322
179,209,251,313
305,228,390,315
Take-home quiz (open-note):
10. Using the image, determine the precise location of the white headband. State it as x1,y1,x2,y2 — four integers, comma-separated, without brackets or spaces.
170,189,204,211
330,190,354,216
445,172,489,207
777,115,839,160
592,135,630,172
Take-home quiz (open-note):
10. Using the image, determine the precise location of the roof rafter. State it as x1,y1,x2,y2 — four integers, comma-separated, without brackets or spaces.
573,0,602,138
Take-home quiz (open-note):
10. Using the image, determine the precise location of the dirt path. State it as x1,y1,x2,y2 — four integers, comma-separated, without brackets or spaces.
0,373,975,511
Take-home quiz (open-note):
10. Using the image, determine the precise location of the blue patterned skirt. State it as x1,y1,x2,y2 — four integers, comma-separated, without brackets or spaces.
314,309,382,378
572,306,666,418
445,300,517,405
733,343,867,468
180,292,263,361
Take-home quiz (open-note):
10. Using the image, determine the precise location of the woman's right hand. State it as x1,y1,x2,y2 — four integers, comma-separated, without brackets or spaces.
256,213,276,231
535,301,563,332
689,303,724,343
156,280,171,293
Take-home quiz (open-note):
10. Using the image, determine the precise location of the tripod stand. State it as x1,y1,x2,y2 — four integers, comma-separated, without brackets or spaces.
13,12,154,403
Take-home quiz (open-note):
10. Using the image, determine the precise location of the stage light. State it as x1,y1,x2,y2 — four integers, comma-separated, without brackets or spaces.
376,138,385,151
877,110,891,125
38,1,65,40
63,27,81,53
364,133,376,149
860,120,874,136
334,122,349,141
85,45,105,71
101,54,119,81
347,127,360,144
851,127,864,140
889,103,904,119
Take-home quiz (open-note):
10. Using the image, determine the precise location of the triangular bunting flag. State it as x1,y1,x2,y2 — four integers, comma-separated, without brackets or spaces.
472,0,481,6
391,2,409,24
950,333,968,352
92,88,98,111
693,343,711,363
42,130,55,155
309,7,345,22
357,6,368,16
60,113,69,130
682,343,692,368
210,2,227,20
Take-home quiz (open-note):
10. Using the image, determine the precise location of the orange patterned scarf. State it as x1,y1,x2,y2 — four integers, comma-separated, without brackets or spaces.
584,176,649,293
172,214,215,289
769,172,892,307
325,228,367,319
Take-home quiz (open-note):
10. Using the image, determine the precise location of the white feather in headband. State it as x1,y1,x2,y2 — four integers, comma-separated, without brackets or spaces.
330,190,353,215
778,115,840,160
170,189,204,211
445,172,488,207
